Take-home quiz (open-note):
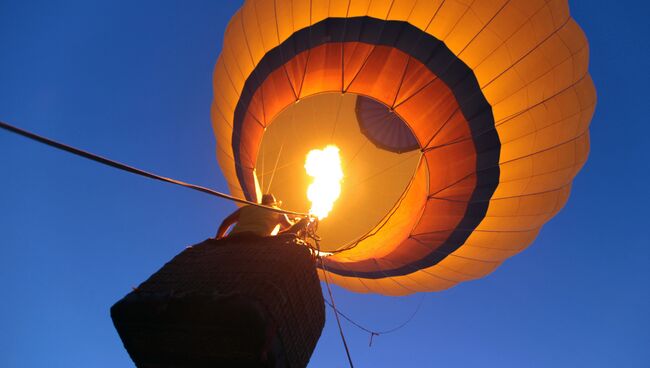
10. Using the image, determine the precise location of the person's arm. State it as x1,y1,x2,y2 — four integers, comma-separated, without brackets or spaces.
278,213,295,231
216,209,241,239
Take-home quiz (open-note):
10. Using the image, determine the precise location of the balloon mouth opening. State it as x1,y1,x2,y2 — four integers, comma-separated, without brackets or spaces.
255,92,421,251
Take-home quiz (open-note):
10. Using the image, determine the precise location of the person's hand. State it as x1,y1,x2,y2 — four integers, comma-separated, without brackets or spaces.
297,217,311,230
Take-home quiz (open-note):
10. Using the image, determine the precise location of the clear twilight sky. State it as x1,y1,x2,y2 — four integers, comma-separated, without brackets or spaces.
1,1,648,367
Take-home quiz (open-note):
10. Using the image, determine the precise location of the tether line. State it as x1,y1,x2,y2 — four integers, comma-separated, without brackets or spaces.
319,251,355,368
323,295,425,347
0,120,307,217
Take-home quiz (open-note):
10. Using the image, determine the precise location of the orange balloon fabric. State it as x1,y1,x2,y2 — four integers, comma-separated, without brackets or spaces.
212,0,596,295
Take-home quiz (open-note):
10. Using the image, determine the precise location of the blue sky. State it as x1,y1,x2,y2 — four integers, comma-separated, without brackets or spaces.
1,1,648,367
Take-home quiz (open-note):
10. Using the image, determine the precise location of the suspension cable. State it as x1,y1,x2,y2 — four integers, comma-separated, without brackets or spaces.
323,295,425,347
319,252,355,368
0,120,307,217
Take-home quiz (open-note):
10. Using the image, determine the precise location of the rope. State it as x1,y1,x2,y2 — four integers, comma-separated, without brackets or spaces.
317,241,355,368
0,120,307,217
260,138,265,192
4,119,424,362
2,119,424,353
301,215,423,356
323,295,425,347
266,140,284,194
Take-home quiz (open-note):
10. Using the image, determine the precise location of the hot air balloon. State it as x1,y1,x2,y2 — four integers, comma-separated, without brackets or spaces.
212,0,596,296
110,0,595,366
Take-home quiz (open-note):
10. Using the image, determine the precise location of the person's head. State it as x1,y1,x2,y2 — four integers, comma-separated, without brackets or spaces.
261,193,279,206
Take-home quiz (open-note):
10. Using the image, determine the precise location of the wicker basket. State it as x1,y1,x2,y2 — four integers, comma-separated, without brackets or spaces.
111,234,325,368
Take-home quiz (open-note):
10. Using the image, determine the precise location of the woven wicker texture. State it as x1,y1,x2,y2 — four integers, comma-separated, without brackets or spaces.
111,234,325,368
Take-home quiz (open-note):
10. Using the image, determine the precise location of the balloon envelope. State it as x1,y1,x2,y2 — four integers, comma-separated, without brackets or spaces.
212,0,596,295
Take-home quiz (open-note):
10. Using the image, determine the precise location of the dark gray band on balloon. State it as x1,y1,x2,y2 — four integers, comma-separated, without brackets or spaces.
230,16,501,278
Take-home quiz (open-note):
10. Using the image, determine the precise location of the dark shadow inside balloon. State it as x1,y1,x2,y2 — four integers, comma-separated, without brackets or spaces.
355,96,420,154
